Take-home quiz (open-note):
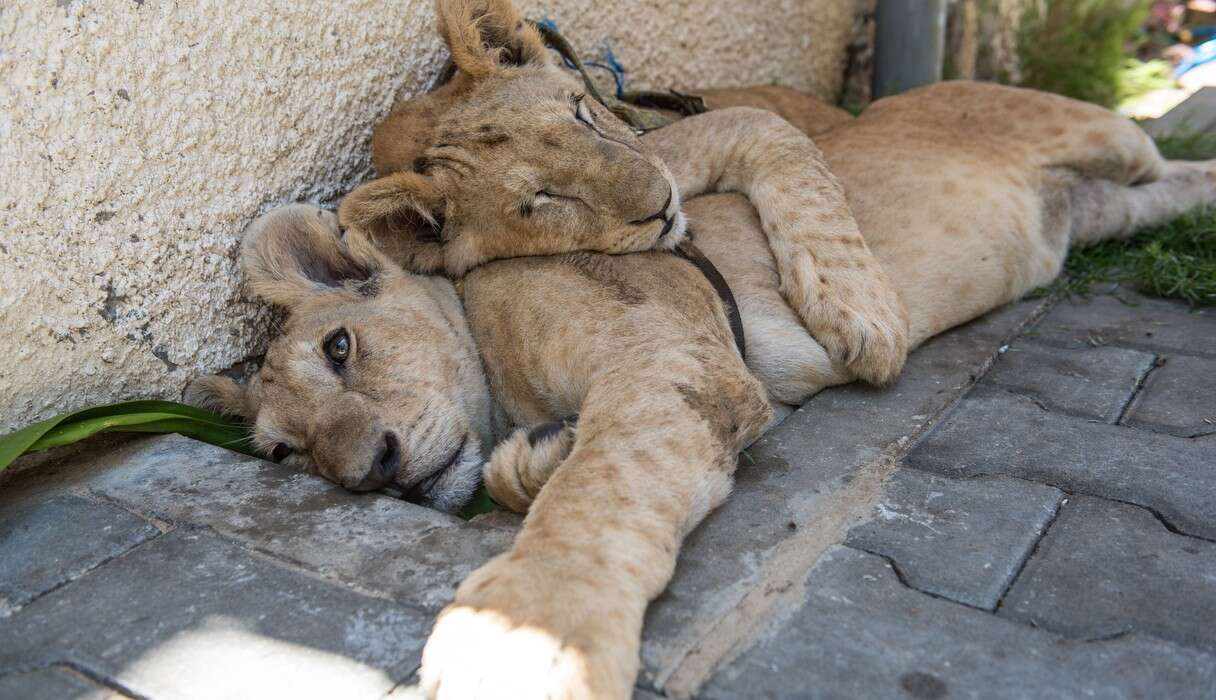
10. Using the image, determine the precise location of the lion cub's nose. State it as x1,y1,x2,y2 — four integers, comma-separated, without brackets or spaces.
349,432,401,492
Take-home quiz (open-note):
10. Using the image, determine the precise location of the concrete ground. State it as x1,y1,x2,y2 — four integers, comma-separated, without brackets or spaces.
1,284,1213,700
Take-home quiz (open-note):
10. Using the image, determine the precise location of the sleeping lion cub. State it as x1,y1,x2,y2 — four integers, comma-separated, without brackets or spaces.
189,0,1216,696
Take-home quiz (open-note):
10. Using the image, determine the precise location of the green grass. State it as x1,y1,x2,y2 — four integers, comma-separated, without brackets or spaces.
1035,207,1216,306
1155,132,1216,161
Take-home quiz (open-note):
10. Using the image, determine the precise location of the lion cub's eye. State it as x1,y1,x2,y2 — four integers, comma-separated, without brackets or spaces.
271,443,292,462
575,96,595,129
324,328,351,365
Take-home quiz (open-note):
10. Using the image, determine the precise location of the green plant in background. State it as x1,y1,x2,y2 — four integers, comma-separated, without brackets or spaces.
1115,57,1175,106
1017,0,1151,107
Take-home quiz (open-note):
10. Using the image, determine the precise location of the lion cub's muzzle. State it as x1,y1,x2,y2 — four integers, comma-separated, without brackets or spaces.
345,431,402,492
630,189,672,226
631,185,682,232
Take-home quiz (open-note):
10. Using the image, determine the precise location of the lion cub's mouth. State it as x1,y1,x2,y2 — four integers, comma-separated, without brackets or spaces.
402,434,469,503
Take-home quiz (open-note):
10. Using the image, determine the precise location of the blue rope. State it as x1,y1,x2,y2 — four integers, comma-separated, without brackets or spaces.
597,46,628,98
536,17,628,98
584,60,626,98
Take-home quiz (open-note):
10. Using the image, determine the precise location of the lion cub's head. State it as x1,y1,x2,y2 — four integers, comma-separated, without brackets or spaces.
339,0,687,276
187,205,491,513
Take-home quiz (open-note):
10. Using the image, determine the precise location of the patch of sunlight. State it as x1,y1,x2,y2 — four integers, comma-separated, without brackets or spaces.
122,616,395,700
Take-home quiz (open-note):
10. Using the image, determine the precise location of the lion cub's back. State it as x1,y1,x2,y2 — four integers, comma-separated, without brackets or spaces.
697,86,854,139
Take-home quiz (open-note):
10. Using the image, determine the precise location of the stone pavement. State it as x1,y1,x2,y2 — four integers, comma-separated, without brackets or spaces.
1,285,1213,699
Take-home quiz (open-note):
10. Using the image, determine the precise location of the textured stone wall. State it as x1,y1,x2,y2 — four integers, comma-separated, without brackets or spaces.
0,0,853,432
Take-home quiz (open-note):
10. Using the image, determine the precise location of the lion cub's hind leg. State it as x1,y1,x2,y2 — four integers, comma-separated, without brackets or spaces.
484,417,577,513
1068,159,1216,244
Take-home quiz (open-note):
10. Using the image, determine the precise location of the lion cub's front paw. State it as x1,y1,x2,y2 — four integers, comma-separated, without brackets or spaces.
419,556,635,700
420,605,590,699
808,274,909,386
483,418,576,513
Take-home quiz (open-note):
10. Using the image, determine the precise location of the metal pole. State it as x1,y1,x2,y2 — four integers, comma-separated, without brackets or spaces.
872,0,947,99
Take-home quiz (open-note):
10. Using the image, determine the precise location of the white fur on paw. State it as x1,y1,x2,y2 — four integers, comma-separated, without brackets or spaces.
420,606,588,700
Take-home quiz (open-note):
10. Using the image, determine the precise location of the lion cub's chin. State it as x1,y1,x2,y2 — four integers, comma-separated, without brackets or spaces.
659,210,690,250
405,436,485,514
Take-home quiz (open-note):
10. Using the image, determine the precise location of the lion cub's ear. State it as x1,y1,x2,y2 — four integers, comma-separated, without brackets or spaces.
436,0,550,78
339,172,448,274
184,375,256,419
241,204,386,309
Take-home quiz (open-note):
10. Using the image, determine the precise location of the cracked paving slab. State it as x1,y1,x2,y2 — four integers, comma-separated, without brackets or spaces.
1124,354,1216,437
0,493,160,618
0,530,429,700
981,339,1156,423
845,469,1061,610
36,434,516,612
1027,289,1216,358
699,546,1216,700
907,385,1216,541
1000,495,1216,654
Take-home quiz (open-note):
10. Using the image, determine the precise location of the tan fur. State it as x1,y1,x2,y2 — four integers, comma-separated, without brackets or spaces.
697,85,855,138
188,1,1216,696
818,81,1215,343
359,3,910,387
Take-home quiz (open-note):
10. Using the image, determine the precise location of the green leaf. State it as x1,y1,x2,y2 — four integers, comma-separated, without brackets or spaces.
458,485,499,520
0,400,254,473
0,399,502,521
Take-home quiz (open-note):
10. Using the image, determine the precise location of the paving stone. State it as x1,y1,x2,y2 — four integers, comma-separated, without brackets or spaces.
1029,289,1216,357
1000,495,1216,653
0,530,428,700
0,666,125,699
982,340,1155,422
0,494,159,617
700,546,1216,700
845,470,1061,609
639,299,1047,688
907,386,1216,540
1125,354,1216,437
73,434,513,611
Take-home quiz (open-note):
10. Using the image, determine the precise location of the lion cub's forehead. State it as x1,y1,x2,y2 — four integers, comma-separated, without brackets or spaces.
461,67,580,118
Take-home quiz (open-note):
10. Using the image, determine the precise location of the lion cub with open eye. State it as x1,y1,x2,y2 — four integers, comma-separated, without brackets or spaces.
191,0,1216,696
188,205,492,514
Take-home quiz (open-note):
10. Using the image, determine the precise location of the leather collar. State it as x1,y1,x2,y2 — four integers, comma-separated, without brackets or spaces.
672,239,746,360
454,240,746,361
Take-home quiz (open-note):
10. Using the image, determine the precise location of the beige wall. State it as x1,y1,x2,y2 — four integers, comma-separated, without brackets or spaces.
0,0,853,433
